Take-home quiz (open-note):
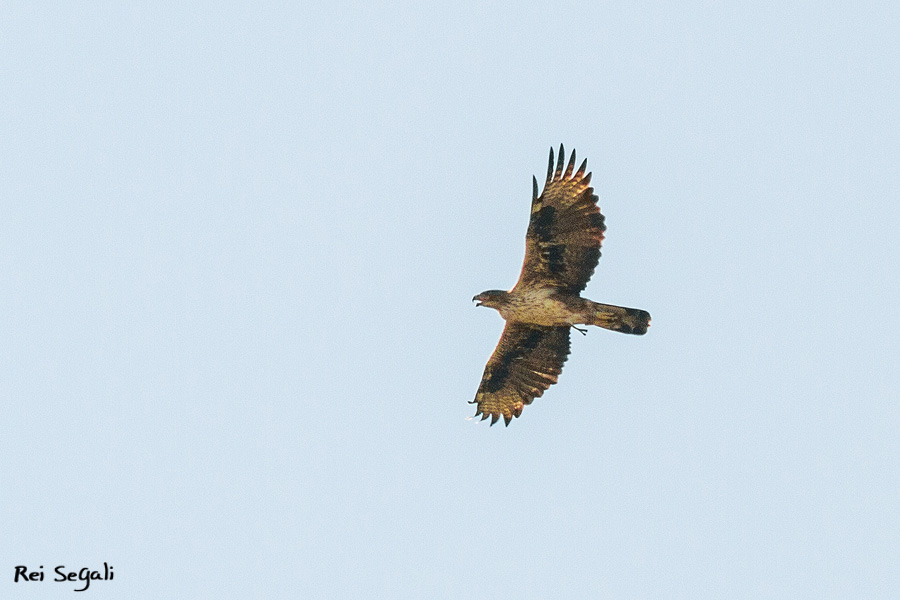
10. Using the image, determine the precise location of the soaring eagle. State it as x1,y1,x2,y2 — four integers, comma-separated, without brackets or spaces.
472,145,650,426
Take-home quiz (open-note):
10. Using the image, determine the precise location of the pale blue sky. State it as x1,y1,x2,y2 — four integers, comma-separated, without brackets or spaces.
2,2,899,598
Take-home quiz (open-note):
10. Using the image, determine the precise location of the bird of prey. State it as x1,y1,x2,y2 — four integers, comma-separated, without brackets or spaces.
471,145,650,426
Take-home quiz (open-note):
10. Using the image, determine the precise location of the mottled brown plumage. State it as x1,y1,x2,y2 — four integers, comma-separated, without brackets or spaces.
471,145,650,426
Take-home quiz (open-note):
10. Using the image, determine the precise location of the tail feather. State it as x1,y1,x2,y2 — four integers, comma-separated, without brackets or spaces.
589,302,651,335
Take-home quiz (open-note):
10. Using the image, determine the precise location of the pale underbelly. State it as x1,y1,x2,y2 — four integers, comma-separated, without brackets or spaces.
499,294,585,326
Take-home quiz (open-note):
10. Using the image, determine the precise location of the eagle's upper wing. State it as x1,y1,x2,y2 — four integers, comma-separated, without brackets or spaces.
471,323,571,426
513,145,606,294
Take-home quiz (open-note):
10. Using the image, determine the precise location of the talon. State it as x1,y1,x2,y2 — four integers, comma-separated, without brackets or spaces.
573,325,587,336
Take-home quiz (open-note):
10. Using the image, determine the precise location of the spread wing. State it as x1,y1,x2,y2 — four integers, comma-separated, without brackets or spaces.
513,145,606,294
471,323,571,426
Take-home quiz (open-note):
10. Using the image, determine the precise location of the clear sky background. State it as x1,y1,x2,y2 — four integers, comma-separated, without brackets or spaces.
2,2,899,598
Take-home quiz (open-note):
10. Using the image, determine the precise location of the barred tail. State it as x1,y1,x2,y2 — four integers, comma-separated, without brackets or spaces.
588,302,651,335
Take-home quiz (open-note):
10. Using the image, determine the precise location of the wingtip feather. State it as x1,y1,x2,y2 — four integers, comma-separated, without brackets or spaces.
576,158,588,178
565,148,576,178
546,147,554,182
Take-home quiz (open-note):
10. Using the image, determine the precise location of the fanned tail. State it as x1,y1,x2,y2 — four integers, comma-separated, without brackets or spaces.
589,302,651,335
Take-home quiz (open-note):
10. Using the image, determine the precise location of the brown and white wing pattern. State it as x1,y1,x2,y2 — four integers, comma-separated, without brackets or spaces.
514,145,606,294
471,323,571,426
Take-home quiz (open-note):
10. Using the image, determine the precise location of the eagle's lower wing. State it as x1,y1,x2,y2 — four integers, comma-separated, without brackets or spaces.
471,323,571,426
513,144,606,294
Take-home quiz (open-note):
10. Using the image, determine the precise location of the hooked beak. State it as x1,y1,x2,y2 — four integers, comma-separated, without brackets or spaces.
473,295,483,307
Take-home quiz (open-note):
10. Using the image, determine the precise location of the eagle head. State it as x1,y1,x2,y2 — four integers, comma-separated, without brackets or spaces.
473,290,509,309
